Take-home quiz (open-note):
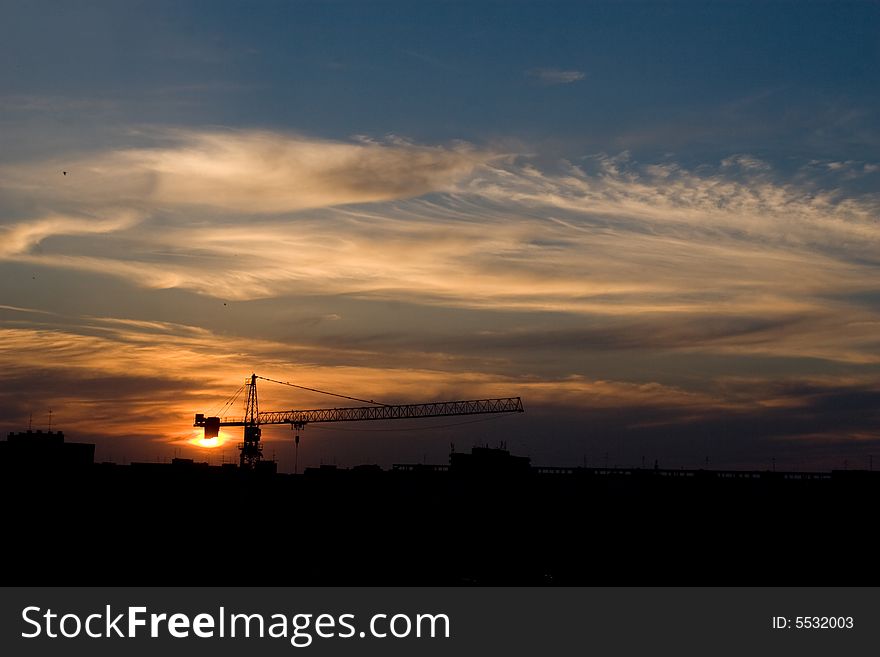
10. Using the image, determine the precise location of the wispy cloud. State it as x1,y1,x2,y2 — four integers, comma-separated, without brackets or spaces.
0,129,497,214
2,130,880,467
0,211,142,257
525,67,586,85
3,137,880,346
1,316,877,469
721,154,771,171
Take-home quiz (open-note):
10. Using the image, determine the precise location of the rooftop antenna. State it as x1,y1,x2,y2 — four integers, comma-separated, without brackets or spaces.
28,413,33,431
48,408,53,431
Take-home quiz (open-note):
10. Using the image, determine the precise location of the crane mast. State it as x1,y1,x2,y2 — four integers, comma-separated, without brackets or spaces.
194,373,524,469
241,373,261,468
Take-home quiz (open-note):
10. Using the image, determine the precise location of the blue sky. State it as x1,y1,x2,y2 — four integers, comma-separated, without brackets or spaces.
1,1,878,470
4,1,878,157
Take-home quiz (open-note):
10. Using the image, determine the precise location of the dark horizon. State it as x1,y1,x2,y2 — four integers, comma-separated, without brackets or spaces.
4,424,876,476
4,431,879,586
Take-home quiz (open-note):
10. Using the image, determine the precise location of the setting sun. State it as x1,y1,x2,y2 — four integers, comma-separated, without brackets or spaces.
188,430,226,449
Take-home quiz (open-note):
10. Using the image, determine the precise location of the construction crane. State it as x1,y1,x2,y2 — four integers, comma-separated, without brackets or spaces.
194,374,524,469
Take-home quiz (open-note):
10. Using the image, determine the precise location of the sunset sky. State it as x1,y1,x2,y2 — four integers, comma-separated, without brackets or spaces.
1,1,879,472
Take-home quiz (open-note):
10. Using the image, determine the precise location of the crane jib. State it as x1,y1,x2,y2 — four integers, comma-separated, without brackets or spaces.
195,397,524,428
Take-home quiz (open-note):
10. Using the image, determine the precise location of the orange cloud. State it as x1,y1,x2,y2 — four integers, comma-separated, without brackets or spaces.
0,129,496,213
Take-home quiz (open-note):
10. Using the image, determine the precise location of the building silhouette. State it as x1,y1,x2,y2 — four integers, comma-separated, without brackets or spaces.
1,432,878,585
1,429,94,469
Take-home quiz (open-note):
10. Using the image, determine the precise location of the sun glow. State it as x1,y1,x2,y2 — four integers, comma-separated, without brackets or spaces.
188,430,226,449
